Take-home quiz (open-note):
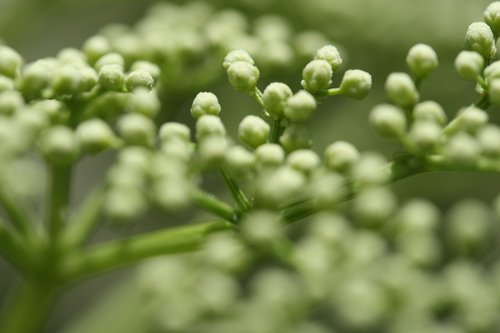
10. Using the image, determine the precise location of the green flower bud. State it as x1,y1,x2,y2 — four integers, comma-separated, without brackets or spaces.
240,210,283,244
95,52,125,71
104,187,147,221
196,114,226,140
125,69,154,91
57,48,86,66
478,124,500,156
160,140,193,162
78,67,98,92
352,153,390,186
98,64,125,91
324,141,360,172
31,99,67,124
0,91,24,115
354,186,397,223
117,113,156,146
279,123,312,152
287,149,320,173
301,59,332,94
465,22,496,59
76,118,117,153
294,31,330,60
339,69,372,99
485,2,500,35
152,178,190,213
406,44,438,79
254,15,291,41
397,199,440,235
224,145,255,175
198,136,230,165
130,61,161,81
409,120,442,151
444,133,480,165
190,92,221,119
385,72,419,107
309,170,347,207
262,82,293,118
39,125,79,165
20,60,53,98
52,66,81,95
284,90,316,122
0,75,14,92
0,46,23,78
447,106,488,134
315,44,343,71
455,51,484,81
159,122,191,143
484,60,500,81
127,89,160,118
256,166,306,208
223,49,255,70
83,35,111,65
488,78,500,106
238,115,270,148
226,61,260,92
369,104,407,138
117,147,151,172
413,101,447,125
255,143,285,167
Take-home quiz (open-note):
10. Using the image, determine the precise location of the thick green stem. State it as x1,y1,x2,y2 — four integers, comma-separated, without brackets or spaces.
191,189,237,222
269,118,282,144
0,223,34,273
45,165,73,241
0,186,33,237
61,220,233,282
219,167,252,214
0,279,58,333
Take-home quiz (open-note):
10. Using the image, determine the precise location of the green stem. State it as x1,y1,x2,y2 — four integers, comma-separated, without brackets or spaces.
251,87,265,109
327,87,343,96
0,279,58,333
0,222,34,273
64,185,106,249
190,189,237,222
61,220,233,282
0,186,33,237
45,165,73,241
269,118,282,144
219,167,252,214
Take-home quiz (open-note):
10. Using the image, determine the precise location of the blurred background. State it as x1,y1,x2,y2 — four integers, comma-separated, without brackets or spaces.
0,0,498,331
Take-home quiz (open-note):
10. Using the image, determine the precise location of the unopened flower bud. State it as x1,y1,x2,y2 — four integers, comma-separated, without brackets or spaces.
52,66,81,95
262,82,293,117
352,153,390,186
301,59,332,94
128,89,160,118
256,166,306,207
448,106,488,134
0,46,23,78
287,149,320,173
159,122,191,143
455,51,484,81
125,69,154,91
279,123,312,152
484,2,500,35
0,76,14,92
130,61,160,81
324,141,360,172
224,145,255,174
0,91,23,115
444,133,480,165
152,178,190,212
95,52,125,71
226,61,259,92
385,72,419,107
284,90,316,122
489,78,500,106
199,136,230,165
83,35,111,65
39,126,79,165
478,124,500,156
190,92,221,119
238,115,270,148
255,143,285,167
354,187,397,223
78,67,98,92
196,114,226,140
104,187,146,221
76,118,117,153
315,45,343,71
117,113,156,146
409,120,442,151
406,44,438,79
339,69,372,99
369,104,407,138
223,49,255,70
98,64,125,91
413,101,447,125
465,22,496,59
484,60,500,81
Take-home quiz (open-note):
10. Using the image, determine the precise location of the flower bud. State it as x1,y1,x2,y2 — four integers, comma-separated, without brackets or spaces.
287,149,320,173
78,67,98,92
315,44,343,71
0,76,14,92
76,118,117,153
324,141,360,172
104,187,146,221
159,122,191,143
447,106,488,134
339,69,372,99
118,147,151,172
478,124,500,156
224,145,255,175
238,115,270,148
283,90,316,122
455,51,484,81
240,211,283,244
52,66,81,95
20,61,53,98
444,133,480,165
255,143,285,167
226,61,259,92
301,59,332,94
397,199,440,235
369,104,407,138
409,120,442,151
152,178,190,213
128,89,160,118
262,82,293,117
39,126,79,165
352,153,390,186
484,60,500,82
465,22,496,59
488,78,500,106
125,69,154,91
196,114,226,140
130,61,160,81
117,113,156,146
255,166,306,208
223,49,255,70
279,123,312,152
354,186,397,223
484,2,500,35
198,136,230,165
83,35,111,65
190,92,221,119
0,46,23,78
385,72,419,107
0,91,24,115
95,53,125,71
413,101,447,125
98,64,125,91
406,44,439,80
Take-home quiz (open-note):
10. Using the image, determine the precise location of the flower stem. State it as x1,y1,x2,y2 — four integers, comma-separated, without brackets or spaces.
269,118,282,144
190,188,237,222
0,186,33,238
45,165,73,241
219,167,252,214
